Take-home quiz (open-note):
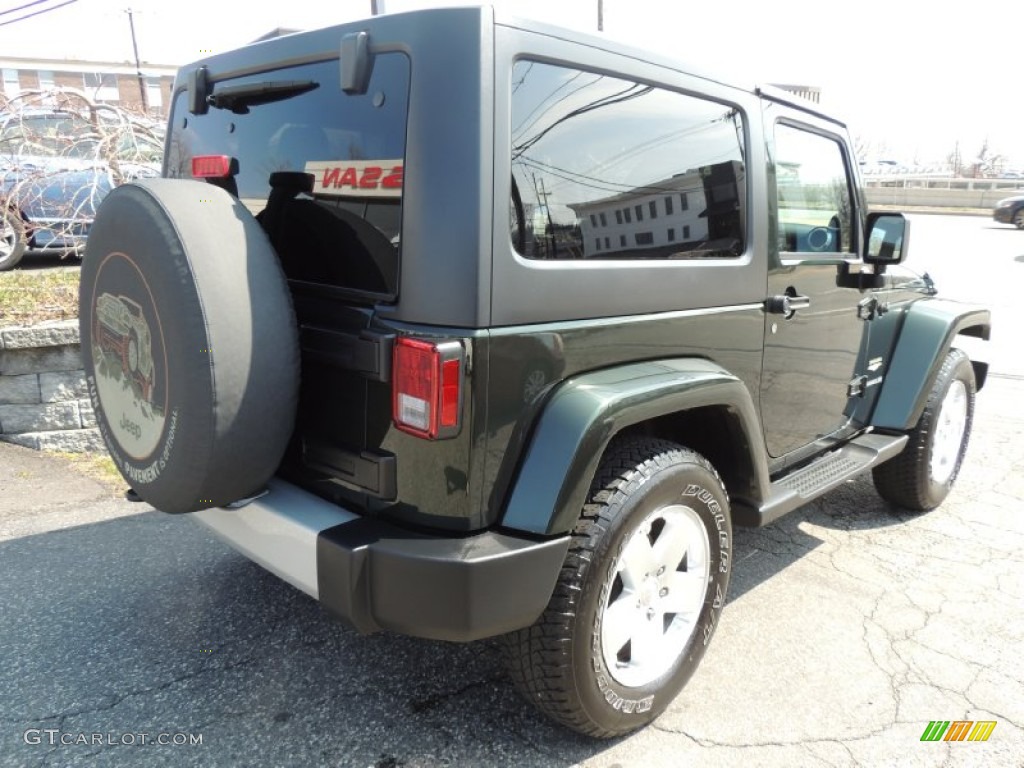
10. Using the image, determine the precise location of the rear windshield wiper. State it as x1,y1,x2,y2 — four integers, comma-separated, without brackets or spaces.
207,80,319,114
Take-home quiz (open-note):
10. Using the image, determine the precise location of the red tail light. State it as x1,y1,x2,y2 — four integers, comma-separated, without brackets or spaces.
191,155,235,178
392,338,464,439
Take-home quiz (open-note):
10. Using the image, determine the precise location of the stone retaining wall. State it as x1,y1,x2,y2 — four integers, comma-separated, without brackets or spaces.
0,320,102,452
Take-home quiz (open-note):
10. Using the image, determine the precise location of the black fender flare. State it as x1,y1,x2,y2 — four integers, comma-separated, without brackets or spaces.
871,299,990,431
500,358,768,536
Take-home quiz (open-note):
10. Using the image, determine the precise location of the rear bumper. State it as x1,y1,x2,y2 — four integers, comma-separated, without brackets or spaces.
193,480,569,642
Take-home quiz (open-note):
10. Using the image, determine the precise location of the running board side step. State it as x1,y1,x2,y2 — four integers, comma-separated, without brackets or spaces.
733,433,908,527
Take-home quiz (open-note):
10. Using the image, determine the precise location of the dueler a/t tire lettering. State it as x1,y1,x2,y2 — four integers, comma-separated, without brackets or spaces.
79,179,299,513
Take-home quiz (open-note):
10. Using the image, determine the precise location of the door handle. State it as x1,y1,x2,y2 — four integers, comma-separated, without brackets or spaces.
765,294,811,315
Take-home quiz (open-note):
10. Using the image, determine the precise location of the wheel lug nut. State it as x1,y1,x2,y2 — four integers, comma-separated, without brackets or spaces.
659,587,668,597
657,566,666,576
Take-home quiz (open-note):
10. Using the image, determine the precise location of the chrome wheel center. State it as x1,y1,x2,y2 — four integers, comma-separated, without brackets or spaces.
640,578,659,610
600,504,711,688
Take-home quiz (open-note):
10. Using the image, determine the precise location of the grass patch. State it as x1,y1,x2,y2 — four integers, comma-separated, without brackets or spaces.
49,450,123,492
0,267,80,326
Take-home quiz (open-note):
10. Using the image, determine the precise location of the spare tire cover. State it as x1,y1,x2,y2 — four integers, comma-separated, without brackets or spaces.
79,179,299,513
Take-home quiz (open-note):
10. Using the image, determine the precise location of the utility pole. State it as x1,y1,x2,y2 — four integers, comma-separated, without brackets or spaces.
535,173,557,258
126,8,149,112
370,0,384,15
597,0,603,31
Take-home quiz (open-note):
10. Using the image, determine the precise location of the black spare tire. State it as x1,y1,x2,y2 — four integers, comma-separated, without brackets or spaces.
80,179,299,513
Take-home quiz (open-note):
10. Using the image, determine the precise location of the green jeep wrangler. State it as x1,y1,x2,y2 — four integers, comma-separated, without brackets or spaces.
79,7,990,737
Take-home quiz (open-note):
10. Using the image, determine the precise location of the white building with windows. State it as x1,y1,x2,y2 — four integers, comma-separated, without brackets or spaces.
571,163,750,259
572,170,708,259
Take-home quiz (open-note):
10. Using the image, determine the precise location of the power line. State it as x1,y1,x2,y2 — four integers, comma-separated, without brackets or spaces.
513,83,653,159
512,70,594,139
0,0,54,16
0,0,77,27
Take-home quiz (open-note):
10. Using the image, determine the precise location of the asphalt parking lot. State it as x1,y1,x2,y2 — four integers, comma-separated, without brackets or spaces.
1,215,1022,767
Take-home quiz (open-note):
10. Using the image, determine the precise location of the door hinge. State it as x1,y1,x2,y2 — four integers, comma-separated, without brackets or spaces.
857,295,888,321
847,375,868,398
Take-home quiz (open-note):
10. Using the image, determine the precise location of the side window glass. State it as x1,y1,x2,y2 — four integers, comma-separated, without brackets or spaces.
510,60,746,260
774,124,854,255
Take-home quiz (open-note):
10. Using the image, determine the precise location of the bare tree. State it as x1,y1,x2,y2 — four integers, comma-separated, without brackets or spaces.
851,133,873,164
946,140,962,177
1,88,164,266
969,138,1004,179
2,88,163,182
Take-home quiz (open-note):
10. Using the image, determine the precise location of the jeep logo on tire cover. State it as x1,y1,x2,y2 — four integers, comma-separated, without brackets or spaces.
90,253,168,461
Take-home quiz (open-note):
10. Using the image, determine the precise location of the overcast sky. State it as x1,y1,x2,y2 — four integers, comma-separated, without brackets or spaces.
2,0,1020,166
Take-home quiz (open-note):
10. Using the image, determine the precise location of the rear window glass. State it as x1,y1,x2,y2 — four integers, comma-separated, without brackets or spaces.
510,60,746,260
167,54,410,298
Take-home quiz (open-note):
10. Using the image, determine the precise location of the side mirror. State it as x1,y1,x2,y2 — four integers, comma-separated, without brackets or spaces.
864,212,909,266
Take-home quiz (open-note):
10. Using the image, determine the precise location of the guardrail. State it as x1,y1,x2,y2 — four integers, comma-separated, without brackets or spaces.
864,176,1024,209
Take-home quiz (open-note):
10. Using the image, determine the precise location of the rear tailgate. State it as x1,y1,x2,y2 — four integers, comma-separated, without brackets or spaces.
166,48,411,501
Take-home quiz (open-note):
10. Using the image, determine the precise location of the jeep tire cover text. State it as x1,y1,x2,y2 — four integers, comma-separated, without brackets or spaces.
79,179,300,513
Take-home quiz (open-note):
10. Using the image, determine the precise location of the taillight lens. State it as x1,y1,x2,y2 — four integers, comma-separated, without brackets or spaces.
191,155,235,178
393,338,464,439
440,359,460,427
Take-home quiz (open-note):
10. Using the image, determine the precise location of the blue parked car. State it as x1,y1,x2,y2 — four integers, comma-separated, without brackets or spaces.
0,108,161,270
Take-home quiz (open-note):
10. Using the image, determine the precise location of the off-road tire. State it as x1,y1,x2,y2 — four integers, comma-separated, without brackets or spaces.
502,436,732,737
80,179,300,513
873,348,975,511
0,209,27,271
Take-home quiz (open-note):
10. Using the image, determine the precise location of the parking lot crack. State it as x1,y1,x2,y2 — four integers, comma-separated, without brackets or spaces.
504,724,567,761
407,674,505,715
23,651,265,726
800,739,864,768
651,725,895,751
860,615,904,718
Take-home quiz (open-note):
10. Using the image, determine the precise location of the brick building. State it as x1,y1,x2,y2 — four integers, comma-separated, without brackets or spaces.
1,56,177,116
